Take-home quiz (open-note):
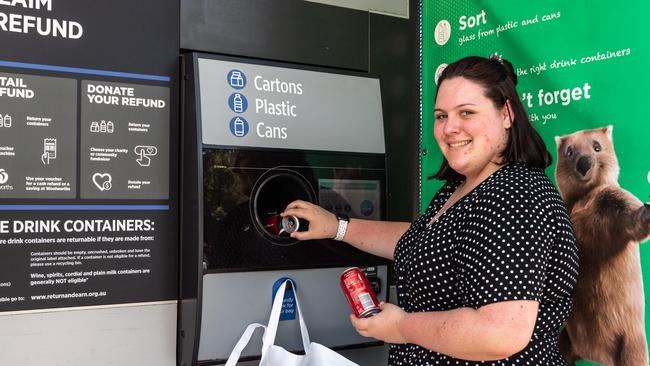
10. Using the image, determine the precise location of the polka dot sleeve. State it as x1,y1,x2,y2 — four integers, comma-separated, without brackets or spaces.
456,169,556,308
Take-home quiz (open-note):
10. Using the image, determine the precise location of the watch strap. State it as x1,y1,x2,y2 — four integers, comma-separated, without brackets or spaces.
334,214,349,241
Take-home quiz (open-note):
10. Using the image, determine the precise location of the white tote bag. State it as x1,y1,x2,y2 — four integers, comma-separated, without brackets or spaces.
225,279,359,366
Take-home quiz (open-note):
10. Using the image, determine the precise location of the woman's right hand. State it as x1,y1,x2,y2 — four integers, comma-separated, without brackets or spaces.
282,200,339,241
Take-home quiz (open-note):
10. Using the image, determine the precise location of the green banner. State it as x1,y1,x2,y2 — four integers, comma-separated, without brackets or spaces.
422,1,650,365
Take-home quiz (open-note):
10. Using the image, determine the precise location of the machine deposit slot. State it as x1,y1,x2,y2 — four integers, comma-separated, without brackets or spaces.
251,168,316,245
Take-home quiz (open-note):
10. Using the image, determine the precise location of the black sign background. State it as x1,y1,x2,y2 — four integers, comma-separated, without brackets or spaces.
0,0,178,75
0,211,176,311
0,0,179,311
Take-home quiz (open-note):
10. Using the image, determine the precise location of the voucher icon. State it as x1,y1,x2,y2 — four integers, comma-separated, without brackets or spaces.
41,138,57,165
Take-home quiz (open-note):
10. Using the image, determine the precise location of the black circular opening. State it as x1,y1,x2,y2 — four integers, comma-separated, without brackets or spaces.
250,168,316,246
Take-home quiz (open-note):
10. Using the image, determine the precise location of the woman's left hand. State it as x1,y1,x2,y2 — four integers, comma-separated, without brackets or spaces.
349,302,408,344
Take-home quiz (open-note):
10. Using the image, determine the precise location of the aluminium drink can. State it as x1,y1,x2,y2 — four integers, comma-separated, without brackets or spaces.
262,214,301,236
340,267,381,318
280,215,300,234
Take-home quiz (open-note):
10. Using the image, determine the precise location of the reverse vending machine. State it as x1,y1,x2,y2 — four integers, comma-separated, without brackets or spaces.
179,53,389,365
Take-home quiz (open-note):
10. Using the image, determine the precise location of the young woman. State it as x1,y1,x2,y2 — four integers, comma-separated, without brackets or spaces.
283,55,579,365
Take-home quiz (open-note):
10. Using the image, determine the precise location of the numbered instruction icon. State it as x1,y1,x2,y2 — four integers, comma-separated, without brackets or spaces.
229,116,249,137
227,69,247,89
228,92,248,113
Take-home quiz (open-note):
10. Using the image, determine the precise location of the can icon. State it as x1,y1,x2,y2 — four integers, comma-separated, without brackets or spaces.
340,267,381,318
233,118,244,136
229,116,249,137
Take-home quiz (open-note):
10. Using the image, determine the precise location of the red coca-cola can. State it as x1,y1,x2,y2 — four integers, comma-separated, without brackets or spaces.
340,267,381,318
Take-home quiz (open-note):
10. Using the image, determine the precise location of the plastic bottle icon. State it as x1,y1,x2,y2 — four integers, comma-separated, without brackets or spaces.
100,120,107,133
229,92,248,113
90,121,100,132
5,114,12,128
233,93,243,112
107,121,114,133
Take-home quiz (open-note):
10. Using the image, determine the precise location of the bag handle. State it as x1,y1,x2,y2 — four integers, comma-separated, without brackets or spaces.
263,279,311,355
224,323,266,366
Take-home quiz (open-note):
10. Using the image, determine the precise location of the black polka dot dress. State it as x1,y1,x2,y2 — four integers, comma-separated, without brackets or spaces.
390,163,579,365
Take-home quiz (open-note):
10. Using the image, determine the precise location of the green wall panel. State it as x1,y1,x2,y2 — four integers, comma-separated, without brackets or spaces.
422,1,650,365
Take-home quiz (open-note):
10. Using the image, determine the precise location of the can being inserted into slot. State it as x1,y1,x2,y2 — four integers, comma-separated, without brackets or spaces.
262,214,302,236
340,267,381,318
280,215,300,234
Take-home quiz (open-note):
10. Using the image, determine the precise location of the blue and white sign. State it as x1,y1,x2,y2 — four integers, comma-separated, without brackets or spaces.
227,69,246,89
228,92,248,113
228,116,249,137
200,58,385,153
272,277,296,321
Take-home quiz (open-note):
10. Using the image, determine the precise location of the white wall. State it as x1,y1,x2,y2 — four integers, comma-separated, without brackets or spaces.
0,302,177,366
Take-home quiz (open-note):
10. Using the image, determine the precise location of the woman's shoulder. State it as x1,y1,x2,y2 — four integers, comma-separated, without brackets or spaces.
481,162,564,208
474,164,573,236
490,162,555,192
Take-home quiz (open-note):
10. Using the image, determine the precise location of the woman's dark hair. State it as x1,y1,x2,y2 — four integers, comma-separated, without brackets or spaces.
432,55,551,181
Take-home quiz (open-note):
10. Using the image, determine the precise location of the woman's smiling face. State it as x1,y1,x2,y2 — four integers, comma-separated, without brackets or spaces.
434,76,512,181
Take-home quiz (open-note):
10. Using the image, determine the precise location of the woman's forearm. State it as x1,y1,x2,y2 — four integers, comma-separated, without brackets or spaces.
342,219,410,260
398,300,539,361
282,200,409,259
